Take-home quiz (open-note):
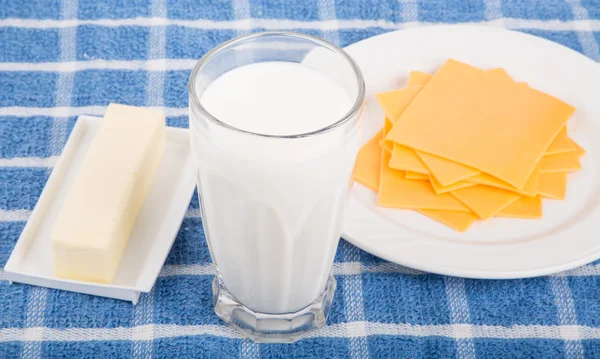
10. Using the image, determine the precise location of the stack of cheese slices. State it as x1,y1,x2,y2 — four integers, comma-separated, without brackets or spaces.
354,59,585,232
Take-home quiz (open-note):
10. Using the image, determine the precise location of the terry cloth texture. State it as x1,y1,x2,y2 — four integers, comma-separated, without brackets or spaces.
1,0,600,358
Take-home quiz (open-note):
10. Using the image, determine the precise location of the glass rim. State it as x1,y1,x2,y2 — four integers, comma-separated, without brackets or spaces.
187,31,366,139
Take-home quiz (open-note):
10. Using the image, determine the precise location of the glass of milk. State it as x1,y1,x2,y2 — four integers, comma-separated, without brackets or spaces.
188,32,364,343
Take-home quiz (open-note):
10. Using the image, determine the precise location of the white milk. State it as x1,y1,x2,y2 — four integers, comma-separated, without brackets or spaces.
191,62,360,314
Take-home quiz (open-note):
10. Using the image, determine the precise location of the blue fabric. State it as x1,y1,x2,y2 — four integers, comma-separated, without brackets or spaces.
1,1,600,358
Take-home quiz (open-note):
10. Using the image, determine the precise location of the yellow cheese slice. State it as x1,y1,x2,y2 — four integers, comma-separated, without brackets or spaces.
467,164,540,197
387,59,574,189
450,185,521,219
389,144,430,174
384,70,482,185
540,151,582,173
394,69,569,187
378,150,469,211
380,117,394,153
497,196,543,219
354,130,383,191
417,209,478,232
574,141,586,157
545,131,577,155
417,151,480,186
538,172,567,200
411,69,511,187
420,132,569,188
406,171,430,180
375,87,421,123
407,71,432,86
429,175,475,194
486,68,512,80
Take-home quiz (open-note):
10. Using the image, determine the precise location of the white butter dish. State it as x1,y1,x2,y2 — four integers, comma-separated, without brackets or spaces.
3,115,196,304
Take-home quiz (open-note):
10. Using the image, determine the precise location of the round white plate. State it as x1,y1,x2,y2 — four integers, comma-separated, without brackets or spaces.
340,25,600,279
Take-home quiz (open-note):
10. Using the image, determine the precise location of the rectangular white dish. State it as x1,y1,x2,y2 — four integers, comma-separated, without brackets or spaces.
3,115,196,304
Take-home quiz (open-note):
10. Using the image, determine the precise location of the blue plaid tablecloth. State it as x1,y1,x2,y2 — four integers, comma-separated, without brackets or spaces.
1,0,600,358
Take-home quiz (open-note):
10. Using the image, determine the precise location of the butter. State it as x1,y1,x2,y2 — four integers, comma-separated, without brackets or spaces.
52,104,166,283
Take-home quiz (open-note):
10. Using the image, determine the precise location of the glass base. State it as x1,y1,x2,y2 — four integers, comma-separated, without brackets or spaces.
212,274,337,343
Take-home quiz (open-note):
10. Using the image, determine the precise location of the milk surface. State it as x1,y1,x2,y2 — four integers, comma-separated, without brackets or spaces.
192,61,360,313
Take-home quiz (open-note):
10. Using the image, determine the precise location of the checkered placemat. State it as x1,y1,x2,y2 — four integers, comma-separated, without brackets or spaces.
1,0,599,358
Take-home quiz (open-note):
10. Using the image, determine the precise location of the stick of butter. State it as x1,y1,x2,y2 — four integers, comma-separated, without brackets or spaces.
52,103,166,283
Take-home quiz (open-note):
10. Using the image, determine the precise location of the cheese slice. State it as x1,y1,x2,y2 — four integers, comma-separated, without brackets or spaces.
396,71,571,186
538,172,567,200
379,117,395,153
574,141,586,157
377,87,422,152
540,151,582,173
406,171,430,180
418,209,478,232
375,87,421,123
378,150,469,211
450,186,521,219
429,175,475,194
392,71,484,185
407,71,433,86
417,152,480,186
545,131,577,155
467,164,540,197
398,69,508,187
497,196,543,219
387,59,574,189
389,144,430,174
355,130,383,191
52,104,166,283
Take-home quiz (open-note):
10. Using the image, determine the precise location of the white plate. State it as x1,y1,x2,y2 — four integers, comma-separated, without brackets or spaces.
341,25,600,279
3,115,196,303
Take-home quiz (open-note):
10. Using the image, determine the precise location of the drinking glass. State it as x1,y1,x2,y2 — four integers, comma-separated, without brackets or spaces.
188,31,365,343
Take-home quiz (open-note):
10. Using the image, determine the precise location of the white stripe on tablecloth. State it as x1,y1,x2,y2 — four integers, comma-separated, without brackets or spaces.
1,18,600,31
145,0,167,109
342,246,369,359
49,3,78,157
484,0,504,31
233,0,251,36
444,277,476,359
132,1,167,357
3,322,600,342
185,208,201,218
550,277,585,359
157,262,422,277
146,261,600,278
483,0,503,22
0,209,32,222
132,291,155,359
399,0,419,22
565,0,600,61
0,106,188,118
21,1,79,357
317,0,340,45
0,59,200,72
21,287,48,358
559,264,600,277
0,157,59,167
240,340,260,359
156,261,600,278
